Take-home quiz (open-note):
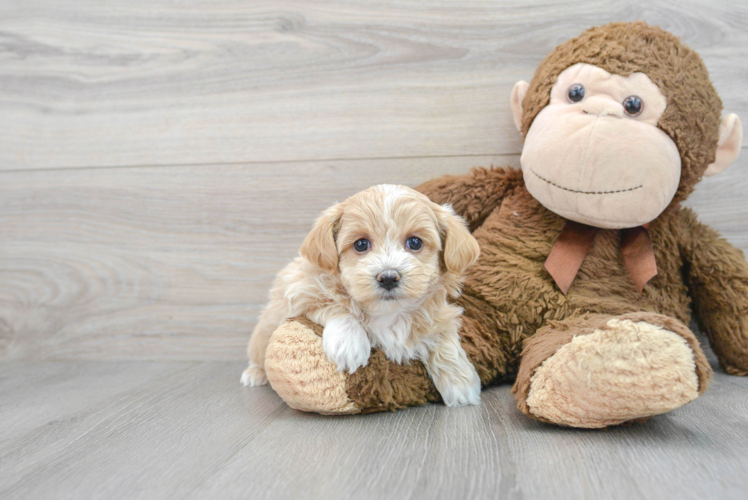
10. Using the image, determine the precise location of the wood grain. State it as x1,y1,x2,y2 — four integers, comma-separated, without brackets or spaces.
1,155,746,361
0,0,746,170
0,155,520,360
0,359,746,500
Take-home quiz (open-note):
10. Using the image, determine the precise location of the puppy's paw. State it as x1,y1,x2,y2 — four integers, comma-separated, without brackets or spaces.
241,363,268,386
436,365,482,407
440,382,481,407
322,316,371,374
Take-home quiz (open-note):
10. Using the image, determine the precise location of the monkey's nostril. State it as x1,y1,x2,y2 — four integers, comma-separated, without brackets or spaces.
376,270,400,291
580,97,624,118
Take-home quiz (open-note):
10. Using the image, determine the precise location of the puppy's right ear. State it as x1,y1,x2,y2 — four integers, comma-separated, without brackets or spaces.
300,204,344,272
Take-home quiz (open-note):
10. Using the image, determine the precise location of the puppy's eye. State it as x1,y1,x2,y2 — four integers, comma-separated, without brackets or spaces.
353,239,370,253
405,236,423,251
567,84,585,103
623,95,643,117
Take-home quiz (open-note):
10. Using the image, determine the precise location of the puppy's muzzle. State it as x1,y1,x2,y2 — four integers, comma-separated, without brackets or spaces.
376,270,400,291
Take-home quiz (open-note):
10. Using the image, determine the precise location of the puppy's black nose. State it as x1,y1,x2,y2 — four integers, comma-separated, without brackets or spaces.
377,270,400,291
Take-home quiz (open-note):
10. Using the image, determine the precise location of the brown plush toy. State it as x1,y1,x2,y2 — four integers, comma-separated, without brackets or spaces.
259,22,748,428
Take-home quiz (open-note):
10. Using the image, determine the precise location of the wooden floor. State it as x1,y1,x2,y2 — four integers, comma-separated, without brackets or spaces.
2,348,748,500
1,1,747,498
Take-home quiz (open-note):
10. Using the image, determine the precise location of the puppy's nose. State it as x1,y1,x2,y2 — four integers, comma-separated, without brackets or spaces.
376,270,400,291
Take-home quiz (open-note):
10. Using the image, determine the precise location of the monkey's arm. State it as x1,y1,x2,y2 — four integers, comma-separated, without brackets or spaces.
680,208,748,375
415,166,523,231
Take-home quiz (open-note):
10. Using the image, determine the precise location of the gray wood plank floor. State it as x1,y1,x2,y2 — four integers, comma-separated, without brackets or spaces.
1,347,747,500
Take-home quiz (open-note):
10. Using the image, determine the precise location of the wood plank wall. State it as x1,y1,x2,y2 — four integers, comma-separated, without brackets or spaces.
1,0,746,360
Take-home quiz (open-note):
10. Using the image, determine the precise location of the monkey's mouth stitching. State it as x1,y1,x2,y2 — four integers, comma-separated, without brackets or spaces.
530,168,643,195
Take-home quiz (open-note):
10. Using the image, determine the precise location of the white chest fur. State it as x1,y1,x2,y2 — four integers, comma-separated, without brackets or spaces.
363,312,429,364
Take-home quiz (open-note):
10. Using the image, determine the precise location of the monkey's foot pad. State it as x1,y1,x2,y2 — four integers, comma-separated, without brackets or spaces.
265,319,359,415
526,319,701,428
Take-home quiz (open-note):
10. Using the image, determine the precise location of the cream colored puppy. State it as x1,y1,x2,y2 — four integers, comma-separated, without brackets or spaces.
241,184,482,407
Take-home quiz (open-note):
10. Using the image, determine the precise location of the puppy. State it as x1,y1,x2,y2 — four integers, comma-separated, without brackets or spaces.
241,184,482,406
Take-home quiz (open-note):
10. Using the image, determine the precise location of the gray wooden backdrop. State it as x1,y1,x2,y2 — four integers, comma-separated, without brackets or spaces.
1,0,746,361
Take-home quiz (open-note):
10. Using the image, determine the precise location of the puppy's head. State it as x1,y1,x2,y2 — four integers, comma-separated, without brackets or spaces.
300,184,480,313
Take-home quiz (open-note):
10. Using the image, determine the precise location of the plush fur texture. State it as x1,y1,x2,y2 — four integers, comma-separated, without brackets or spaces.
264,317,358,415
261,22,748,426
513,312,711,428
519,62,682,228
520,21,723,203
264,316,442,414
525,320,699,428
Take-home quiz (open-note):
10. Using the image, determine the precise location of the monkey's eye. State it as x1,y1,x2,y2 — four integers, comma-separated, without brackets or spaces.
567,84,585,103
623,96,644,117
405,236,423,251
353,239,370,253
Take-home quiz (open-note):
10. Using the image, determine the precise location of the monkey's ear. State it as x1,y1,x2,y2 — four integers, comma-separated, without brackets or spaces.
300,204,343,272
510,81,530,133
704,114,742,177
437,205,480,276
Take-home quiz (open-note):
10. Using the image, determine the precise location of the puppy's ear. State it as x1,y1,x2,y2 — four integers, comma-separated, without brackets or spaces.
300,203,344,272
438,205,480,276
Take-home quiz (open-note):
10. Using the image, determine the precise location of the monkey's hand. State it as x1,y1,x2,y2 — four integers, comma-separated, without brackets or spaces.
730,316,748,376
415,166,523,231
680,208,748,376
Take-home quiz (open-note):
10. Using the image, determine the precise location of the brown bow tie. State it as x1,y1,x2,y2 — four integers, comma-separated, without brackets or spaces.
544,220,658,295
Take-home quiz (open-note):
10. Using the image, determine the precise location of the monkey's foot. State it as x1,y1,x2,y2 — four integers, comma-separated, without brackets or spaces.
264,318,359,415
264,317,440,415
512,312,712,429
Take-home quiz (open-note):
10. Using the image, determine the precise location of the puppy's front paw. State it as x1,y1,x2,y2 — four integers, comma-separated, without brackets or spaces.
322,316,371,374
241,363,268,386
439,378,481,407
435,365,481,407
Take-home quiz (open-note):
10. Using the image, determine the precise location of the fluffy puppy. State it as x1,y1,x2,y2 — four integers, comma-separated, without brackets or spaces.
241,184,482,406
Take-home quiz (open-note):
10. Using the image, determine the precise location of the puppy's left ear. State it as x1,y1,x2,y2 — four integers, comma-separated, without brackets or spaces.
437,205,480,276
300,203,344,272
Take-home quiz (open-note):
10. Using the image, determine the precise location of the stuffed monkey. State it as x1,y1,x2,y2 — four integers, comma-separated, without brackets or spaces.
258,22,747,428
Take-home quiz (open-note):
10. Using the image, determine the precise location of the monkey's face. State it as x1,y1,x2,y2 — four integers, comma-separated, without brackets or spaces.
519,63,681,229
